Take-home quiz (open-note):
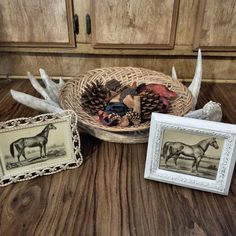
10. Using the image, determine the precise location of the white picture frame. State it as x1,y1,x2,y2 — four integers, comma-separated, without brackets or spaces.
144,113,236,195
0,110,82,186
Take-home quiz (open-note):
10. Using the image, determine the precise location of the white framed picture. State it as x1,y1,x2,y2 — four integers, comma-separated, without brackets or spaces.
144,113,236,195
0,110,82,186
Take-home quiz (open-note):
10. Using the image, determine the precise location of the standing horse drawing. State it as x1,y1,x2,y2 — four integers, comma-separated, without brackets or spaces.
10,124,57,163
162,137,219,172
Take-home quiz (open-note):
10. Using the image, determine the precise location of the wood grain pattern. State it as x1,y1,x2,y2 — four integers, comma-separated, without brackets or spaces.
194,0,236,51
1,0,236,56
175,0,199,46
91,0,179,49
0,0,75,47
2,44,236,57
0,80,235,235
0,52,236,82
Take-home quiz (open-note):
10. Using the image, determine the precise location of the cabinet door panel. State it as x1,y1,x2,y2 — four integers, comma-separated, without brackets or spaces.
91,0,179,49
194,0,236,51
0,0,75,47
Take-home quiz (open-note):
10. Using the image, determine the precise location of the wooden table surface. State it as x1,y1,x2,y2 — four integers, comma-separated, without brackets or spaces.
0,80,235,236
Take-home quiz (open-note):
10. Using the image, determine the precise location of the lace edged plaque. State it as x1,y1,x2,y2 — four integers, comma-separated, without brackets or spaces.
0,110,83,186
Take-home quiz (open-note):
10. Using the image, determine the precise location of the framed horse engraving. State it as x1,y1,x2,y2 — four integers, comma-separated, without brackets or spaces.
0,110,82,186
144,113,236,195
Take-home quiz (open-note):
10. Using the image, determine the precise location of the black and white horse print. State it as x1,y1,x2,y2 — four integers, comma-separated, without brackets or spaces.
162,137,219,172
10,124,57,163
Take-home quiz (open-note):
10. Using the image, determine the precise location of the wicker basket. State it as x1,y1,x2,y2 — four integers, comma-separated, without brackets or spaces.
60,67,192,132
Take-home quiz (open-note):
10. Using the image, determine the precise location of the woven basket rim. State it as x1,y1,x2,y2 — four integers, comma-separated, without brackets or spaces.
60,66,193,133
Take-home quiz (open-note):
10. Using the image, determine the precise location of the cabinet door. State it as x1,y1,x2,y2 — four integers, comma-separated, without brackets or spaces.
194,0,236,51
0,0,75,47
91,0,179,49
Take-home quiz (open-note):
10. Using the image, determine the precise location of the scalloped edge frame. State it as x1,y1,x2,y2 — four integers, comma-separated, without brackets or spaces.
0,110,82,186
144,113,236,195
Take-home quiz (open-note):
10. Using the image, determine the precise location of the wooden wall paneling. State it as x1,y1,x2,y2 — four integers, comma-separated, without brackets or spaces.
175,0,199,46
91,0,180,49
0,0,75,48
0,53,236,82
193,0,236,51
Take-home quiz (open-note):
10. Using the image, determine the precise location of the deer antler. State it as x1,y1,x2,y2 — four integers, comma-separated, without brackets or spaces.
11,54,222,122
172,49,202,110
188,49,202,110
10,68,64,113
172,49,222,121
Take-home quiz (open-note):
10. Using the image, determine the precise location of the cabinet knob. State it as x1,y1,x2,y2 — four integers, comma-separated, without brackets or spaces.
74,14,79,35
86,14,91,35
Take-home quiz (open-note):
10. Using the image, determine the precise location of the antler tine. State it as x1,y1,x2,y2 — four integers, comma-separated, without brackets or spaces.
39,69,65,90
58,77,65,88
27,72,51,100
10,90,63,113
39,68,57,87
171,66,178,80
188,49,202,110
39,68,61,103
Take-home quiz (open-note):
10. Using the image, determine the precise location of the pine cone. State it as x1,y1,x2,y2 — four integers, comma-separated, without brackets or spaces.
108,113,121,122
141,91,160,121
126,111,141,125
81,80,109,115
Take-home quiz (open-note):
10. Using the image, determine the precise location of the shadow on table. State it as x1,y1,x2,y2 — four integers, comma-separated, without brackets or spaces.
80,132,102,162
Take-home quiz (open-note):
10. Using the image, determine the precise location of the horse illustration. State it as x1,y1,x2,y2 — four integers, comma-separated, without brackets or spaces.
162,137,219,172
10,123,57,163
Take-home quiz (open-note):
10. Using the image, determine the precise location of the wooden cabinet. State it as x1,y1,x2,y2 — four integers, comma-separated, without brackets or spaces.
193,0,236,51
91,0,179,49
0,0,235,83
0,0,75,47
0,0,236,55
